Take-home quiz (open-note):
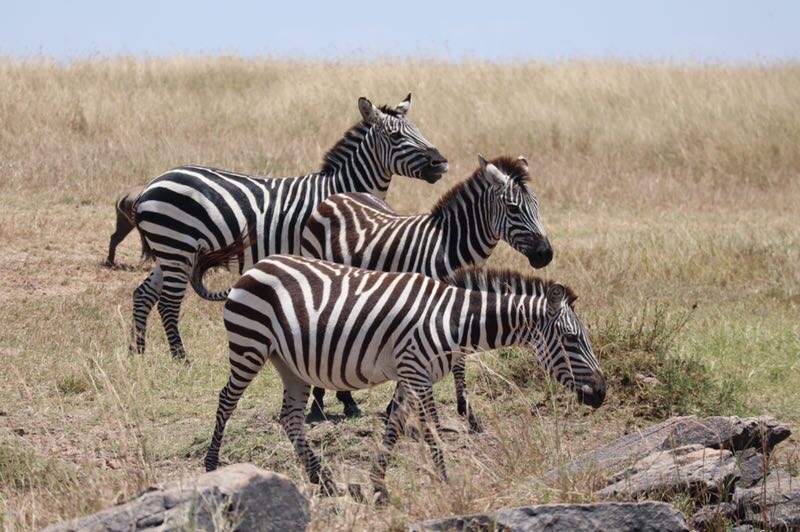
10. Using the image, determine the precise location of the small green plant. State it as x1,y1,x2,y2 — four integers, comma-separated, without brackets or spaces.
56,373,90,396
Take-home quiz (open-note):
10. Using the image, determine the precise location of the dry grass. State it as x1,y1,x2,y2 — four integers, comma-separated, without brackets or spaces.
0,58,798,530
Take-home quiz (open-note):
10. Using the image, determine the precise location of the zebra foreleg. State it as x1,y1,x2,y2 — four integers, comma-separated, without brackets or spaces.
156,266,190,361
277,369,338,496
371,383,410,506
411,381,449,484
131,265,163,354
453,358,483,433
308,386,327,422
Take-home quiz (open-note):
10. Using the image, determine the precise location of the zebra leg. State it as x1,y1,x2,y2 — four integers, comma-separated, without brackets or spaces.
156,264,190,361
371,383,410,506
453,357,483,433
336,391,361,418
131,265,163,354
407,379,448,483
205,347,266,471
105,209,135,267
307,386,327,422
275,363,338,496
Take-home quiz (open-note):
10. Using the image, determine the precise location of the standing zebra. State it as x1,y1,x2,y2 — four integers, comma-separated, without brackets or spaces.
132,94,447,359
301,154,553,429
196,255,604,504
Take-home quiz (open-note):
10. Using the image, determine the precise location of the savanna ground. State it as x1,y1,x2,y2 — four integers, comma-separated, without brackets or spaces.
0,59,798,530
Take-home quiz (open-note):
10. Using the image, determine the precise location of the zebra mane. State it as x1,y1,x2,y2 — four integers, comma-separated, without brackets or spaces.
430,156,530,217
444,266,577,303
320,105,404,175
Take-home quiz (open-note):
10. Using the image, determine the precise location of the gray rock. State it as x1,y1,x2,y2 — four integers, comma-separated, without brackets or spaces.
734,469,800,531
597,444,738,501
410,502,689,531
44,463,309,532
734,448,769,489
546,415,790,482
690,502,738,530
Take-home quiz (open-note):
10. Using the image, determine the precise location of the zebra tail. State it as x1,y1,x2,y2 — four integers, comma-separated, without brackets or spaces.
189,228,255,302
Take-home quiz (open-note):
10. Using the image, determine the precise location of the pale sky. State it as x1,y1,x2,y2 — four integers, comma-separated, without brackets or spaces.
1,1,798,62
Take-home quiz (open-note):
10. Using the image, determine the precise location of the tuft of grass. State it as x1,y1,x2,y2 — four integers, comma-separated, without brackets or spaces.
56,372,90,396
594,304,746,419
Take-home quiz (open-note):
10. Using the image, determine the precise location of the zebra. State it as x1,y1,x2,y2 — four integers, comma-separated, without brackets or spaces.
132,94,448,360
195,254,605,505
300,154,553,429
105,184,149,268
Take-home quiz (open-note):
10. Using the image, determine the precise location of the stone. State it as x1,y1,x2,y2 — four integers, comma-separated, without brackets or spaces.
734,448,769,489
596,444,738,501
690,502,738,530
410,502,689,531
44,463,309,532
734,469,800,531
546,415,790,482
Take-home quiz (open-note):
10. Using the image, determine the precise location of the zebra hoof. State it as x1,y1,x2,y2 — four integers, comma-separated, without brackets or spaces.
468,416,484,434
343,403,361,418
306,405,326,423
204,455,219,472
373,488,390,507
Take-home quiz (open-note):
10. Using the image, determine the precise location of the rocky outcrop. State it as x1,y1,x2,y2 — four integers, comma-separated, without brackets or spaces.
734,468,800,531
597,444,738,501
410,502,689,531
547,415,790,483
44,464,309,532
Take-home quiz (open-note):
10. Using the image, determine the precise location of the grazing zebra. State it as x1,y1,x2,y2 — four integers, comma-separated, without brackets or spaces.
301,154,553,429
132,94,447,360
196,254,605,504
105,185,149,268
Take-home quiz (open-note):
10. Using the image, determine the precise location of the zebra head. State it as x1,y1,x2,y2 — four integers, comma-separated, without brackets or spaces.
359,94,448,183
480,155,553,268
533,283,605,408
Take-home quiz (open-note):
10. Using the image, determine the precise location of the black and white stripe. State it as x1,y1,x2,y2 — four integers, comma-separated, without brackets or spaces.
300,154,553,429
132,94,447,359
200,255,605,504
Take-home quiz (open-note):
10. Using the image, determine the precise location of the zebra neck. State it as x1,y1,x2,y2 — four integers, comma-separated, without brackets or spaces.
456,291,539,353
325,125,393,198
433,183,499,269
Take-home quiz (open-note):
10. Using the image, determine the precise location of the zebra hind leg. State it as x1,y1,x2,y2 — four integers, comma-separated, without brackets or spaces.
205,347,267,471
156,265,190,361
277,369,338,496
453,357,483,433
131,265,164,354
371,383,410,506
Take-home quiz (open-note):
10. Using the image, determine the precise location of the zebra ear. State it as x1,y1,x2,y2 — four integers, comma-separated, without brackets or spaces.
395,93,412,116
517,155,529,173
481,159,509,187
546,283,567,315
478,153,488,172
358,97,384,124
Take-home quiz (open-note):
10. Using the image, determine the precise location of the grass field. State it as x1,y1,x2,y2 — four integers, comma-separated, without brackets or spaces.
0,58,798,530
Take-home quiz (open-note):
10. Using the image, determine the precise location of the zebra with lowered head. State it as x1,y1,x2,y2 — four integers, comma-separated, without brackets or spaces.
301,154,553,429
195,254,605,504
132,94,447,360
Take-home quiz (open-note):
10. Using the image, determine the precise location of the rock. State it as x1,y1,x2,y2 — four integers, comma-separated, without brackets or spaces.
410,502,689,531
734,469,800,531
546,415,790,482
44,463,309,532
734,448,769,489
597,445,738,501
690,502,738,530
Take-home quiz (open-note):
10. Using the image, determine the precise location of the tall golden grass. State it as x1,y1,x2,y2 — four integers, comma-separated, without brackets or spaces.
0,58,798,530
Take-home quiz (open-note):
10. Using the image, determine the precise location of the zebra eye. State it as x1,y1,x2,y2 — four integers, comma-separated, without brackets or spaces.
507,203,521,213
389,130,404,140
